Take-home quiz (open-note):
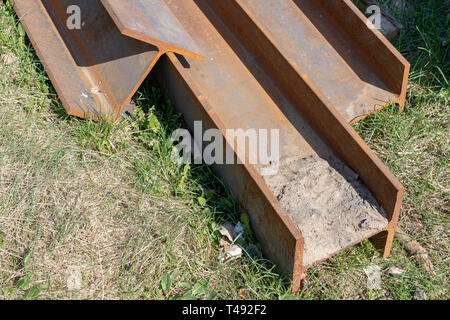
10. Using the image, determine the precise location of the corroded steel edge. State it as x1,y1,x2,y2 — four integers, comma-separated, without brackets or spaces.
11,0,96,118
209,0,410,123
323,0,410,110
101,0,204,61
11,0,202,120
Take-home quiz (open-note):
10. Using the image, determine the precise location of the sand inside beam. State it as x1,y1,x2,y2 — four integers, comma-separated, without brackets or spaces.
264,155,388,266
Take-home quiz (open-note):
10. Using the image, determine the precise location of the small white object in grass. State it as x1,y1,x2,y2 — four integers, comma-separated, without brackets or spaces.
234,222,244,236
364,265,382,290
414,287,428,300
219,222,237,242
397,151,422,156
220,244,242,262
388,267,405,276
67,265,82,291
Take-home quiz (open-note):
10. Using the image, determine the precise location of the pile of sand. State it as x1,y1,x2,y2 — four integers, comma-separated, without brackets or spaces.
264,155,388,266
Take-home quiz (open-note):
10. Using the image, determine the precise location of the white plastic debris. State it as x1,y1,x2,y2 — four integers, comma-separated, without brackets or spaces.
364,265,382,290
220,244,242,262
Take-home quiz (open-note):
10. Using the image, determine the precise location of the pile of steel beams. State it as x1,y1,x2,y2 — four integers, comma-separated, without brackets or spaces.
12,0,410,291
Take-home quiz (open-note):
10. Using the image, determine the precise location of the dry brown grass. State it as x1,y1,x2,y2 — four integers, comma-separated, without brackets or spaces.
0,44,286,299
0,99,230,299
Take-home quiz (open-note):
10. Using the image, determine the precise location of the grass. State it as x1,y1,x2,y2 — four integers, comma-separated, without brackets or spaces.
0,0,448,299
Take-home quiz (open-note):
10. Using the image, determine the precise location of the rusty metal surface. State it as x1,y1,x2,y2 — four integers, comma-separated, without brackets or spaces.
101,0,203,61
13,0,408,290
208,0,410,123
321,0,410,115
12,0,202,120
154,0,405,290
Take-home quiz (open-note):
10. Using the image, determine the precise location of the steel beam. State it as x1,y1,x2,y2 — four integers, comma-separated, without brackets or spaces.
11,0,202,120
153,0,405,291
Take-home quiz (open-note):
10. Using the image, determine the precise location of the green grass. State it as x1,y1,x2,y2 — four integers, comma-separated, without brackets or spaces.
0,0,448,299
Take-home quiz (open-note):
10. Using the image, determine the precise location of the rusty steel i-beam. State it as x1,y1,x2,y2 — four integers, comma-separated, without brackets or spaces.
12,0,410,291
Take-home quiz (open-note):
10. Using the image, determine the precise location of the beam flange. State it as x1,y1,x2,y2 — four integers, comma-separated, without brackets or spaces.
12,0,202,120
